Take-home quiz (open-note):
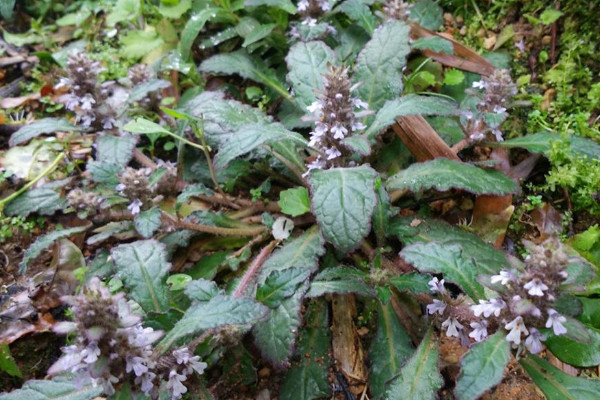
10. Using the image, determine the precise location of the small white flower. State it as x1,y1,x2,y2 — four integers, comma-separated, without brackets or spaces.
442,317,464,338
318,0,330,11
492,128,504,142
472,80,487,89
525,328,544,354
138,371,156,394
493,105,507,114
167,371,188,399
471,298,506,318
352,98,368,109
307,100,323,113
297,0,309,11
469,320,488,342
428,277,445,294
523,278,549,297
351,121,366,131
335,93,343,100
127,199,143,215
80,94,96,110
426,299,446,315
490,269,515,286
545,309,567,335
505,316,529,345
126,355,149,377
330,124,348,140
325,147,342,160
302,17,317,26
81,342,101,364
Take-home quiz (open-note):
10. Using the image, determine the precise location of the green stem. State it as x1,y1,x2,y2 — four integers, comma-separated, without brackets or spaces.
0,152,65,215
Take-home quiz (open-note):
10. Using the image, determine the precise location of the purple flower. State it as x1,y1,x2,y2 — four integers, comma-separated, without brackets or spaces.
126,355,149,377
525,328,544,354
545,309,567,335
428,277,445,294
471,298,506,318
167,371,188,399
490,269,515,285
307,100,323,114
325,147,342,160
127,199,143,215
330,124,348,140
426,299,446,315
352,98,368,109
469,320,488,342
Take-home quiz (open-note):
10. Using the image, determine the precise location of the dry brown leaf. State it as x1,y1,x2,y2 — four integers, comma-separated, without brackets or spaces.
0,92,41,109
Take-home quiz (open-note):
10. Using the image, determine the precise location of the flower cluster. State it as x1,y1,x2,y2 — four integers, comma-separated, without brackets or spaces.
127,64,163,110
48,278,162,395
290,0,336,38
464,69,517,142
116,167,153,215
426,238,570,354
382,0,412,21
304,65,369,175
49,278,207,399
67,188,100,216
57,54,117,130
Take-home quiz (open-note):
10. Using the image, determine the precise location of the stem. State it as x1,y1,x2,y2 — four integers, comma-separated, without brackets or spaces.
0,152,65,214
232,240,278,298
162,211,266,236
269,149,306,185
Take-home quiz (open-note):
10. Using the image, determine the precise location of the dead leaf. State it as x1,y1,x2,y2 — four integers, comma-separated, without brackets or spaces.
530,203,563,241
0,92,41,109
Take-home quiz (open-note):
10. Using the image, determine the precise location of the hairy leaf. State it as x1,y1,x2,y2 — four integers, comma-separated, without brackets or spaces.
184,279,220,302
400,242,486,301
412,36,453,54
280,299,331,400
390,217,507,274
369,302,414,399
20,225,90,273
0,378,102,400
134,207,162,238
123,117,171,135
338,0,376,34
307,270,375,298
309,165,378,252
256,268,311,308
96,134,136,167
387,158,519,195
278,187,310,217
128,79,171,102
410,0,443,30
386,328,442,400
521,355,600,400
454,332,510,400
214,123,307,169
200,50,290,99
286,41,336,109
389,272,432,294
495,132,600,159
87,221,134,245
157,295,268,352
352,21,410,115
372,184,391,247
4,187,66,217
87,161,121,186
112,240,171,313
365,95,458,139
544,324,600,367
9,118,82,147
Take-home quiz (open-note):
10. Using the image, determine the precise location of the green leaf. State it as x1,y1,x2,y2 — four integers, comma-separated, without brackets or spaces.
96,135,136,167
128,79,171,102
365,95,458,139
540,8,563,25
200,50,290,100
176,183,213,209
372,184,391,246
286,41,336,109
179,8,219,60
280,299,331,400
0,343,21,377
2,30,42,47
444,69,465,86
214,123,307,169
0,377,102,400
389,217,507,274
87,161,121,186
521,355,600,400
352,21,411,114
87,221,134,245
412,37,454,54
369,302,414,399
20,225,90,273
386,328,442,400
409,0,443,30
0,0,16,20
106,0,140,26
184,279,220,302
309,165,378,252
9,118,81,147
307,277,376,297
545,324,600,367
123,117,172,135
134,207,162,238
253,227,325,365
387,158,519,195
120,30,164,59
494,132,600,159
111,240,171,313
157,294,268,352
278,187,310,217
389,272,432,294
158,0,191,18
343,135,371,156
338,0,377,34
257,268,311,307
400,242,486,300
454,332,510,400
4,187,67,217
235,18,276,47
244,0,296,13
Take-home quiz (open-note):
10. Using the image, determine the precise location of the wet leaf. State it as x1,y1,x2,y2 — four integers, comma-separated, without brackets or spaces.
0,377,102,400
278,187,310,217
9,118,81,147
